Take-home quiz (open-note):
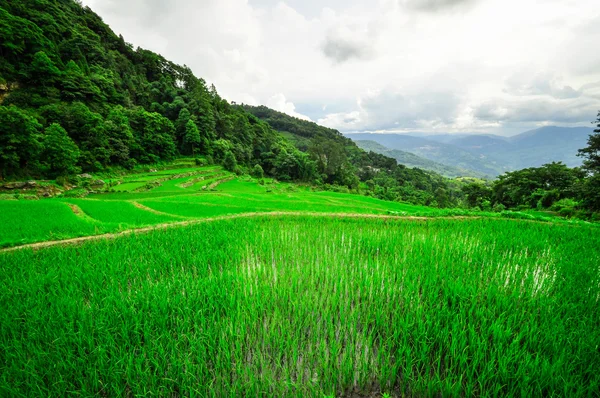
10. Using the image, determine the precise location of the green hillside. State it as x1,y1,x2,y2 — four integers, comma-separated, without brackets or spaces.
0,0,469,208
0,0,309,180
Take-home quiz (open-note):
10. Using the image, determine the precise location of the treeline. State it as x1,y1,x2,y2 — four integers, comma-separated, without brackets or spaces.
461,117,600,218
242,105,464,207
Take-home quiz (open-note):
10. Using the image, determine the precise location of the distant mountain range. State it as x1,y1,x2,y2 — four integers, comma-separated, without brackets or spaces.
346,126,593,178
354,140,487,179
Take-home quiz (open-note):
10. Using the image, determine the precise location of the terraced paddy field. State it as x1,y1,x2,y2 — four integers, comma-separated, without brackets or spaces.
1,164,599,396
0,164,436,249
1,163,591,249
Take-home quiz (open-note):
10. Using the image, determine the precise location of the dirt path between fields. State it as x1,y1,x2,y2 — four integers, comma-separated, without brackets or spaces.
66,203,83,215
1,212,475,253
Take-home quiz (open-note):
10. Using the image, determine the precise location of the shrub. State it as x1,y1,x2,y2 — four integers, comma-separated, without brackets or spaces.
492,203,506,213
251,164,264,179
550,198,579,212
222,151,237,172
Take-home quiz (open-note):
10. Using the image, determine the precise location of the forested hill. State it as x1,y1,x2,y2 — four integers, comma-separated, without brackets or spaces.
0,0,312,180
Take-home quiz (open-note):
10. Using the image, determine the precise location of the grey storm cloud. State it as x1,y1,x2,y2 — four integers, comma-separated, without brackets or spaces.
321,22,377,64
404,0,477,12
361,90,460,130
478,75,600,125
318,88,462,132
322,34,374,63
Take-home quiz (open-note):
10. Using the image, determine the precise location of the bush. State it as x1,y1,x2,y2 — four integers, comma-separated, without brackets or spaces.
251,164,264,179
550,198,579,212
480,200,492,212
558,207,575,218
492,203,506,213
222,151,237,172
233,165,244,176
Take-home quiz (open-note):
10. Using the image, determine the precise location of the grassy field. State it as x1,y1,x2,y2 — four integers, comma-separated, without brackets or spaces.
2,163,591,249
1,217,599,396
1,163,599,396
0,164,444,248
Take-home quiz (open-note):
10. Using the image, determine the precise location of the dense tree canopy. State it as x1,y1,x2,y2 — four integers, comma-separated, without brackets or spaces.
0,0,303,181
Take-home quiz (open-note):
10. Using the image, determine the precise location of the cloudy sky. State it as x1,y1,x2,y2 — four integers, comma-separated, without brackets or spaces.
81,0,600,135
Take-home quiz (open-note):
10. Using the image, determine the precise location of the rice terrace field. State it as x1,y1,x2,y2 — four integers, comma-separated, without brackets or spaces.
1,163,600,397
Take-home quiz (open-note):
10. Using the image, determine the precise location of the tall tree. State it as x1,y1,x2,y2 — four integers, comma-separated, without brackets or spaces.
578,112,600,211
0,105,43,178
42,123,81,177
223,150,237,172
578,111,600,173
28,51,60,87
184,119,201,156
175,108,191,144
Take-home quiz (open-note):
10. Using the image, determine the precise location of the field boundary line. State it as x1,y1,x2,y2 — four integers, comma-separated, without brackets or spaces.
130,201,191,219
1,212,478,253
207,176,235,190
65,203,103,225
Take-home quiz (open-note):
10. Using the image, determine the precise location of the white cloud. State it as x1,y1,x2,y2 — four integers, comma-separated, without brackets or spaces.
318,86,461,131
403,0,478,12
504,70,581,99
81,0,600,134
266,93,312,121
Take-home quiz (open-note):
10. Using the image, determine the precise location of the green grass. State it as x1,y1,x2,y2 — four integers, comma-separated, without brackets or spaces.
1,217,598,396
0,163,459,247
216,178,266,193
0,200,108,248
64,199,183,226
109,166,222,192
113,181,149,192
1,161,593,249
139,199,260,218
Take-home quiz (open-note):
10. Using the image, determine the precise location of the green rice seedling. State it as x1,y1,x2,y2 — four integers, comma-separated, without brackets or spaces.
1,217,598,396
1,170,588,249
0,200,110,247
63,199,183,226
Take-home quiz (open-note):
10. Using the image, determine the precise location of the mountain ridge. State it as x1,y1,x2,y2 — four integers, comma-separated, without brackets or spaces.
346,126,593,176
354,140,486,179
